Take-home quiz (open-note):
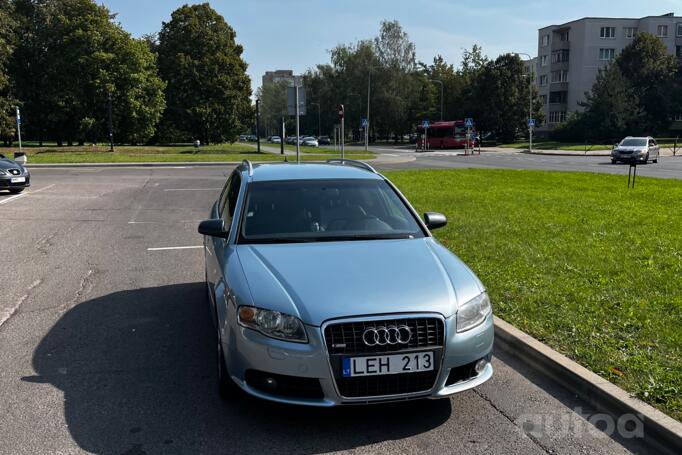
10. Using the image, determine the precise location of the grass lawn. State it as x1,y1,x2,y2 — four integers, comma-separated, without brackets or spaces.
1,143,374,163
385,168,681,421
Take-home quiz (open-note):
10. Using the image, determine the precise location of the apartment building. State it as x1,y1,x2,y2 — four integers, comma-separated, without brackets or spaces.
262,70,296,88
536,13,682,133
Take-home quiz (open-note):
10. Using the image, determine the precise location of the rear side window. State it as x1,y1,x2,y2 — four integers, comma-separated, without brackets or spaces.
221,172,242,228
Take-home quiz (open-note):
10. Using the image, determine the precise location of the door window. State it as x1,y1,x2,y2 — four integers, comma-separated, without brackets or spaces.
221,172,242,229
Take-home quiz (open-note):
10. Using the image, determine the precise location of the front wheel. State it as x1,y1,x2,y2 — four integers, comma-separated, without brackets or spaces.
642,153,649,164
611,159,617,164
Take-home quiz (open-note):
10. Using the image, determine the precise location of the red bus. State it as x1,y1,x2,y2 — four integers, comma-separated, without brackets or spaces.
416,120,477,149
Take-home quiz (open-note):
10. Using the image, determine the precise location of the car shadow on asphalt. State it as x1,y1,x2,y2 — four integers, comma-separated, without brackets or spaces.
24,283,452,455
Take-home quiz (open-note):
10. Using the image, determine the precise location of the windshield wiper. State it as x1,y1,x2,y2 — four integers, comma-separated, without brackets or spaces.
318,233,415,242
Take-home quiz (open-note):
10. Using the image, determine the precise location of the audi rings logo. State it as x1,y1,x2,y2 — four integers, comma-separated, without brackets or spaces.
362,325,412,346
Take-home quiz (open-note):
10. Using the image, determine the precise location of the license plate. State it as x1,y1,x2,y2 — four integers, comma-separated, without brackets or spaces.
342,352,434,377
11,177,25,183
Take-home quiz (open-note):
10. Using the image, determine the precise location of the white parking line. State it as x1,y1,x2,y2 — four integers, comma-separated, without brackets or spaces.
0,184,56,206
163,188,222,192
147,245,203,251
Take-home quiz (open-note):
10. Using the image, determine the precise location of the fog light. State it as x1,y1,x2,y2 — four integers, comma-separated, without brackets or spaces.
474,359,487,374
264,377,277,389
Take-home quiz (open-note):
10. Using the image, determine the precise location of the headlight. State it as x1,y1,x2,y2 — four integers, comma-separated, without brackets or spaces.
456,292,492,333
237,306,308,343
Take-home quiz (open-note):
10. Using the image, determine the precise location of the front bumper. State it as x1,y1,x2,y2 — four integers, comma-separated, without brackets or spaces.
222,311,494,406
0,174,31,190
612,152,647,162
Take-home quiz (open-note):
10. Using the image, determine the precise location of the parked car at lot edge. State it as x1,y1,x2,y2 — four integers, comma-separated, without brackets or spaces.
269,136,281,144
198,159,494,406
318,136,331,145
611,137,659,164
0,153,30,193
302,136,319,147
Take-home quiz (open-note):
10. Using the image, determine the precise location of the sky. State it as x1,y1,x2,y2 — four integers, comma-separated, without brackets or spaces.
101,0,682,94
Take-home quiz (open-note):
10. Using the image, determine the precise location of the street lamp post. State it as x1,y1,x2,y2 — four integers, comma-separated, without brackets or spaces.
515,52,534,153
429,79,444,121
108,92,114,152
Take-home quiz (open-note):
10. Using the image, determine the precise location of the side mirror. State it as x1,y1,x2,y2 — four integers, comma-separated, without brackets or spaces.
424,212,447,230
198,219,227,237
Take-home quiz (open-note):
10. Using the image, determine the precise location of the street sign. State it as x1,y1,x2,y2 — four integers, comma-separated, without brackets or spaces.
287,86,306,116
361,117,368,128
16,107,21,125
464,118,474,128
337,104,345,119
528,118,536,127
422,120,430,129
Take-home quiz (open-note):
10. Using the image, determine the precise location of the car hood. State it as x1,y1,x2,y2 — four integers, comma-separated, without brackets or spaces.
0,158,22,171
236,238,483,326
616,146,645,152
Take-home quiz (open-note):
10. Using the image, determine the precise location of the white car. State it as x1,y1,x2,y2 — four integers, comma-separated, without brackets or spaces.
302,137,319,147
269,136,282,144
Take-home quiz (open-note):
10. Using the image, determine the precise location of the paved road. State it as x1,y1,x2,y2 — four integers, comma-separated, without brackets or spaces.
368,147,682,180
0,167,651,454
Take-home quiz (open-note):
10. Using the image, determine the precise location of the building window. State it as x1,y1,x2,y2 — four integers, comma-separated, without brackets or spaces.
551,49,570,63
540,55,548,66
677,23,682,37
549,91,568,104
551,70,568,83
549,111,567,123
599,48,616,61
676,46,682,58
657,25,668,37
541,34,549,46
539,75,548,86
624,27,638,38
600,27,616,39
560,30,570,41
539,95,548,105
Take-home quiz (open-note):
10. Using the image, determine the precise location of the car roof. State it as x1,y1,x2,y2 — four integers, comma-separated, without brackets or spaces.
245,163,383,182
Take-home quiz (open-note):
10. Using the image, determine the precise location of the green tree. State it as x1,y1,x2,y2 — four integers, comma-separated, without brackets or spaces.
616,32,678,134
471,53,543,142
157,3,252,144
580,64,642,141
0,0,16,143
10,0,165,145
256,80,288,137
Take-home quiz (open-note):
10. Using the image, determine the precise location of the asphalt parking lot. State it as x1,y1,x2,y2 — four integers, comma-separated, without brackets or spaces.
0,166,653,454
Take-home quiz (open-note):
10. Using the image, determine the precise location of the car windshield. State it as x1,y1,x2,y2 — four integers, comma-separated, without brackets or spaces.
239,178,425,243
620,138,647,147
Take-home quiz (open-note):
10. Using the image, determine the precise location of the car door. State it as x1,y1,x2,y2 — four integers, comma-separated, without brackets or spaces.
212,171,242,329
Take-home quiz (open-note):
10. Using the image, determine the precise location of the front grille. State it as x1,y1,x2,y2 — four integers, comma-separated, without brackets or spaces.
325,316,445,398
324,317,444,355
336,370,439,398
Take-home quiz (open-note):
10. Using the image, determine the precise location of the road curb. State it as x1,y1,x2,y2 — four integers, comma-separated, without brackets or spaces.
494,316,682,455
519,150,611,157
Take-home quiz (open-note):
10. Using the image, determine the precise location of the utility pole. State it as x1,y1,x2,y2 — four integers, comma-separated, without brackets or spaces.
108,92,114,152
281,116,285,155
430,79,444,121
338,104,345,159
255,98,261,153
15,107,23,155
295,83,301,163
365,71,371,152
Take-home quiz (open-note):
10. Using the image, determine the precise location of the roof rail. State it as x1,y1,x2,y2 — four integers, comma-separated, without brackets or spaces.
241,159,253,177
326,158,377,174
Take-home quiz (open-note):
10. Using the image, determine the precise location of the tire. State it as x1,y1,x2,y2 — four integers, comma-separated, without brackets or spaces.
642,153,649,164
653,157,658,163
611,159,617,164
8,188,23,194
